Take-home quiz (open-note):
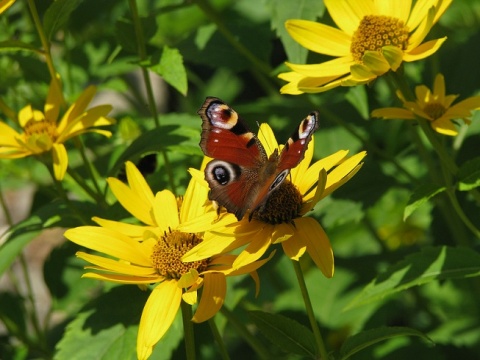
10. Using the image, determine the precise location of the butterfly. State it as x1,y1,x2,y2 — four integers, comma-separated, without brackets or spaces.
198,97,319,221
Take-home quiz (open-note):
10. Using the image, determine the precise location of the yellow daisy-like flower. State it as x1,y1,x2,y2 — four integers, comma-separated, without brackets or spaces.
64,162,271,360
0,0,15,13
372,73,480,136
182,124,366,278
0,77,115,180
278,0,452,94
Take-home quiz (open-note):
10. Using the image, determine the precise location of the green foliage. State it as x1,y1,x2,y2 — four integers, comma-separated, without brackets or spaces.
1,0,480,359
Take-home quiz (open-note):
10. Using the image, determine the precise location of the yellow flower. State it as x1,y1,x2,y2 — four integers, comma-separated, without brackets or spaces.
0,77,115,180
0,0,16,13
182,124,366,278
372,73,480,136
278,0,452,94
64,162,271,360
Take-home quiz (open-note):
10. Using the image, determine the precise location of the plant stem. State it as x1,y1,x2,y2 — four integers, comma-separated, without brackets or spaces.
220,306,271,359
208,317,230,360
128,0,177,194
181,301,196,360
27,0,65,107
291,259,328,360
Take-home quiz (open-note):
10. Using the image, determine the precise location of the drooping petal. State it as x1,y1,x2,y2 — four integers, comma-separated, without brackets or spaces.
192,273,226,323
81,272,163,284
52,143,68,180
431,118,458,136
282,233,307,260
137,280,182,360
285,19,352,56
295,217,334,278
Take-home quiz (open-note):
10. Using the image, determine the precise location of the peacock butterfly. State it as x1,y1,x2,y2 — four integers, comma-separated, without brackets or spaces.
198,97,318,221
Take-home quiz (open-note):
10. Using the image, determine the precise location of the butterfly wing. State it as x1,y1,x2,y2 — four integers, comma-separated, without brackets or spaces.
277,111,319,171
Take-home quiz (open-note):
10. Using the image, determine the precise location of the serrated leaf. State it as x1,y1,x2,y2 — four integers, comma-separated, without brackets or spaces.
458,157,480,191
43,0,83,40
404,183,446,220
248,310,316,357
0,40,40,53
346,246,480,309
149,46,188,96
267,0,325,63
339,326,432,360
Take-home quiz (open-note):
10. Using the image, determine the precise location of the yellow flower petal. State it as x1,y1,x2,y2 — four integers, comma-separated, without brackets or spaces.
137,280,182,360
286,56,354,78
285,19,351,56
325,0,373,35
192,272,226,323
371,107,416,120
92,216,154,239
65,226,151,266
107,177,155,226
77,252,157,277
282,234,307,260
295,217,334,278
232,227,273,269
404,37,447,62
153,190,179,231
0,0,16,13
81,272,163,284
44,75,62,123
52,143,68,180
0,122,22,146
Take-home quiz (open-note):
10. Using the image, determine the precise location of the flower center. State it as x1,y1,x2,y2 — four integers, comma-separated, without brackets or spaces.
151,229,209,280
252,180,303,225
423,102,446,120
350,15,409,63
24,119,58,141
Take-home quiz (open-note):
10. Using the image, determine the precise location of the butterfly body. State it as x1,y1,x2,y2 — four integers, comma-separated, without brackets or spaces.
198,97,318,220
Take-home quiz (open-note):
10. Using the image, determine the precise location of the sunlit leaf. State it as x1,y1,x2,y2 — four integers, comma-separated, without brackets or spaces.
404,183,446,220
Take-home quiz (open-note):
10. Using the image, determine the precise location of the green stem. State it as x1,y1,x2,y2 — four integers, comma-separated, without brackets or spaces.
72,137,106,206
220,306,271,360
291,259,328,360
181,301,196,360
387,70,480,240
208,318,230,360
27,0,65,107
128,0,177,194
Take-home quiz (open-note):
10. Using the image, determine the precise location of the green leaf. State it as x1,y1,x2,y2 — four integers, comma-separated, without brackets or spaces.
248,310,316,357
267,0,325,63
0,200,97,278
458,157,480,191
149,46,188,96
43,0,83,40
108,119,201,177
346,246,480,309
55,286,182,360
0,40,40,53
404,183,446,220
339,326,433,360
